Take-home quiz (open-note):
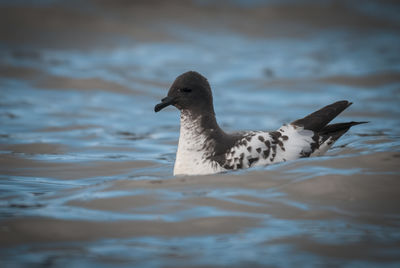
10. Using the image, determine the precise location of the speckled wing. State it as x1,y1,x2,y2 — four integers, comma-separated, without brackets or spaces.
221,124,317,170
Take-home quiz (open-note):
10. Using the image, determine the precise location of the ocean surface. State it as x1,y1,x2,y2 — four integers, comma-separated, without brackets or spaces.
1,0,400,267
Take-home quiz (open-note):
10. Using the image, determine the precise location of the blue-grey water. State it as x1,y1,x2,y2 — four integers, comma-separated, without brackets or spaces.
1,0,400,267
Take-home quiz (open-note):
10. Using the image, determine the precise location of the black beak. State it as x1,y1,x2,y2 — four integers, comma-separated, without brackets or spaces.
154,96,176,112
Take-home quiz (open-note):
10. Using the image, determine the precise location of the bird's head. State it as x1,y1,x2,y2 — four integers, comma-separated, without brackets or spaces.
154,71,214,114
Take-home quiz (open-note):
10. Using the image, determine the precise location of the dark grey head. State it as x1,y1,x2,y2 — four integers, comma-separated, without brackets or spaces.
154,71,214,114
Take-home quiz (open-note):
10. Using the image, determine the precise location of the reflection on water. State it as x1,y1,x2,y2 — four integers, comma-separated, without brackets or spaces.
1,0,400,267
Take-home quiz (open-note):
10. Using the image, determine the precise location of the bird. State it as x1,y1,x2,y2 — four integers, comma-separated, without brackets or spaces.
154,71,367,176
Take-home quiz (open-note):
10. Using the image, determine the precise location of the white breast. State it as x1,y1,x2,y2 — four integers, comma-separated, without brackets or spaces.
173,113,224,176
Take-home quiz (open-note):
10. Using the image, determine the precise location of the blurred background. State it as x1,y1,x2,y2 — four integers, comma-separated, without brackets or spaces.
1,0,400,267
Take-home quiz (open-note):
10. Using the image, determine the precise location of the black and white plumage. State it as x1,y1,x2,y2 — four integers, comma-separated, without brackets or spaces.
155,71,367,176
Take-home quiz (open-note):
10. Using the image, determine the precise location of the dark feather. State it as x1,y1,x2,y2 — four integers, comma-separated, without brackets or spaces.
292,100,352,132
319,121,368,135
319,121,368,141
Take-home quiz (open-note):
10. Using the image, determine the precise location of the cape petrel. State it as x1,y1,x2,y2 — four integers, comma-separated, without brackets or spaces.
155,71,366,176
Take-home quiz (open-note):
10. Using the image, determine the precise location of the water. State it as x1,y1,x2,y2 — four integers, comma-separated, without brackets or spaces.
1,0,400,267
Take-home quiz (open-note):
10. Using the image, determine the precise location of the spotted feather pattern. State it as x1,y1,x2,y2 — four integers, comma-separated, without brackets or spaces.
174,114,345,175
220,124,323,170
158,71,365,176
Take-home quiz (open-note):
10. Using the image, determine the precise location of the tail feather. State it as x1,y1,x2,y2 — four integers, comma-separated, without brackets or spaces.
319,121,368,141
309,121,368,156
319,121,368,135
292,100,352,132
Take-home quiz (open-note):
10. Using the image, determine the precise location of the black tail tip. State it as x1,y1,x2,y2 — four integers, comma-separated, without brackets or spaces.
351,121,369,126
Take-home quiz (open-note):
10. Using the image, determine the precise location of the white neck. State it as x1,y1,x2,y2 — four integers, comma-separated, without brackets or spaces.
173,111,222,175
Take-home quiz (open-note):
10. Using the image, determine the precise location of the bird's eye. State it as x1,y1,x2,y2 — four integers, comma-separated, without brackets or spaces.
180,88,192,93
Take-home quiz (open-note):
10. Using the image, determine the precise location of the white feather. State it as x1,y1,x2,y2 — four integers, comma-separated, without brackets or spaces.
174,113,223,176
174,118,335,175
